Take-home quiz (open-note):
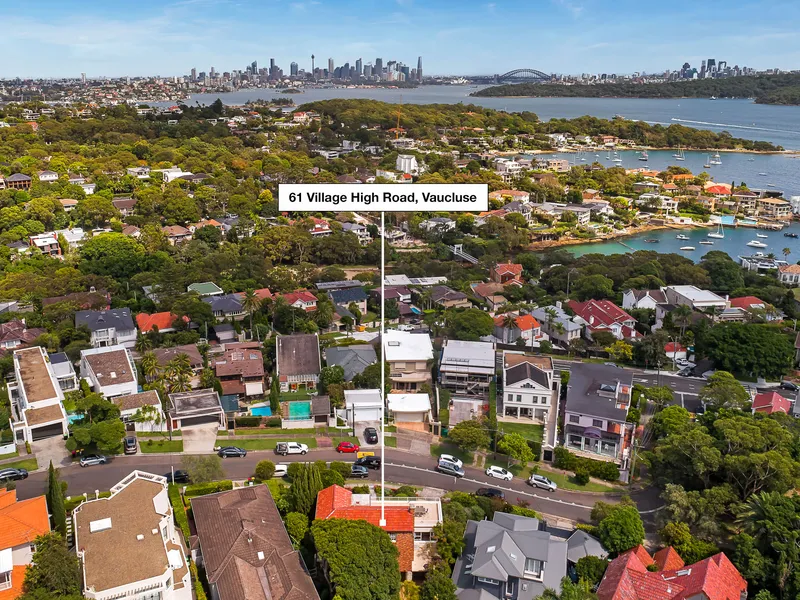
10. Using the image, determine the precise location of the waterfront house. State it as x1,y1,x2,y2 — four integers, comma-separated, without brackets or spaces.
740,253,788,272
564,363,632,467
622,289,667,311
567,299,640,341
779,264,800,286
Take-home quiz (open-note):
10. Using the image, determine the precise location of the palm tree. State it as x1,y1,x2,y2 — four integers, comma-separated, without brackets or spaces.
783,247,792,259
501,314,517,343
134,333,152,353
141,351,160,383
673,304,693,338
240,289,262,334
170,371,192,393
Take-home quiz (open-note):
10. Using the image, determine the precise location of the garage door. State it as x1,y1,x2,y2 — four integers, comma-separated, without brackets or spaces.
180,414,221,428
354,407,381,422
32,423,64,441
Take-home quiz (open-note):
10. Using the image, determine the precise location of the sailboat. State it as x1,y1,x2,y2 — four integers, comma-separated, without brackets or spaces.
756,233,769,238
704,155,711,168
639,150,648,161
612,151,623,163
676,234,690,240
707,223,724,239
673,147,685,161
605,151,611,161
709,152,722,165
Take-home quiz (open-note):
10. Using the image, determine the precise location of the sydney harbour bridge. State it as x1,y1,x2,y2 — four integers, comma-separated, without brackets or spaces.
467,69,551,84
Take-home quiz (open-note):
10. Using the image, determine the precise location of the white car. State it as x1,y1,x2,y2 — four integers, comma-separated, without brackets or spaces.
273,464,288,478
485,466,513,481
528,474,558,492
275,442,309,456
439,454,464,470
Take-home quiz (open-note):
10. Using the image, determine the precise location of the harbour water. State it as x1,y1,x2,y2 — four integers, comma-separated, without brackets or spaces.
568,221,800,262
175,86,800,149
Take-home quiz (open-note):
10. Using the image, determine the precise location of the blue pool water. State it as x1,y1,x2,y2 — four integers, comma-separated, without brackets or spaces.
289,401,312,419
251,406,272,417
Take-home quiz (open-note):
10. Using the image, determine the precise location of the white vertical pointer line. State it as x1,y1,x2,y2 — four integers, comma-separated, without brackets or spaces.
380,210,386,528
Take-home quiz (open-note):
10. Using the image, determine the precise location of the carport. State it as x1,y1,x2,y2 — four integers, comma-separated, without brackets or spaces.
21,403,68,443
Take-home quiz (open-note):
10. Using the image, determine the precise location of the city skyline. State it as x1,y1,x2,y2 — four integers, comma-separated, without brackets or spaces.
1,0,799,78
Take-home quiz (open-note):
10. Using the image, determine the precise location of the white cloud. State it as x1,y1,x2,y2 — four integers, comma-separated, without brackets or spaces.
552,0,584,18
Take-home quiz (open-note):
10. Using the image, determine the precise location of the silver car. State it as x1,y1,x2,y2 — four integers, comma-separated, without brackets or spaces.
80,454,107,467
528,474,557,492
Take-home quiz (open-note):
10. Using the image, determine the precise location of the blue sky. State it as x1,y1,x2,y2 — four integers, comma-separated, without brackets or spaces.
2,0,800,78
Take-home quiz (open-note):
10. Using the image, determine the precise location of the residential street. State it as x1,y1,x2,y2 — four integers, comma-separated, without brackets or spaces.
14,447,661,523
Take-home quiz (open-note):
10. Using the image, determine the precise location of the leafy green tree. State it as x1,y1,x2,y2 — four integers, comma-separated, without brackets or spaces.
497,432,535,466
698,371,750,410
289,463,323,515
660,483,737,541
571,274,615,301
73,195,120,227
575,555,608,587
701,324,793,380
22,533,81,597
659,521,719,564
284,512,309,546
311,519,401,600
46,461,67,536
650,405,692,439
447,308,494,341
448,418,490,452
420,564,457,600
182,455,224,484
596,505,645,554
269,374,281,415
319,365,345,394
433,519,466,567
535,578,598,600
648,426,722,488
79,233,145,279
255,460,276,480
605,340,633,362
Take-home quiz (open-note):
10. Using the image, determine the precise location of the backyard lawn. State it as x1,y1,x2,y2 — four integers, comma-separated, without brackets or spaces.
280,391,312,401
431,443,474,466
497,422,544,442
140,439,183,454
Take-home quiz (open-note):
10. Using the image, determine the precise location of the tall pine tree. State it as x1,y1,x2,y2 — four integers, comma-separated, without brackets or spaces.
290,463,323,515
46,461,67,536
269,374,280,415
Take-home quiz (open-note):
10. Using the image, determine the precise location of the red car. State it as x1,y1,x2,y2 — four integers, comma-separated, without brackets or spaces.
336,441,360,453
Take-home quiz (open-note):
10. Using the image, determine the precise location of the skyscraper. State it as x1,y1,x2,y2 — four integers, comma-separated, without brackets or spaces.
290,62,299,76
355,58,363,77
81,72,86,84
311,54,315,76
375,58,383,79
328,57,334,74
191,67,197,81
417,56,423,81
270,58,275,70
707,58,716,77
251,60,258,73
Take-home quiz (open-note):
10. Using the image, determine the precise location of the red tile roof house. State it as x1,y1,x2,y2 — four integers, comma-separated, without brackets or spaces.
567,300,641,341
597,544,747,600
281,290,317,312
490,262,524,286
135,312,189,334
729,296,780,321
664,341,687,361
315,484,442,577
493,313,546,347
751,391,792,415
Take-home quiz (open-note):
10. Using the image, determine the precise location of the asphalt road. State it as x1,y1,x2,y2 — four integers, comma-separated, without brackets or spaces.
14,448,653,522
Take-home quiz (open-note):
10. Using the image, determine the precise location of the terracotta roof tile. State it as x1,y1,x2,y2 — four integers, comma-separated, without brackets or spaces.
654,546,685,571
0,492,49,550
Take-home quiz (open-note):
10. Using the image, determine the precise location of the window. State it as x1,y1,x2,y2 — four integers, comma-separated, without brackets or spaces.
0,571,10,591
516,395,522,402
592,419,603,428
524,558,543,580
569,415,579,423
477,577,498,585
505,580,515,597
389,533,397,541
508,394,513,402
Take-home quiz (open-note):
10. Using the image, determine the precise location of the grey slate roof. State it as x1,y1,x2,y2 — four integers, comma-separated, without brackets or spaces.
75,308,135,332
565,362,632,421
315,280,363,291
325,344,377,381
329,287,367,305
203,294,243,313
277,334,321,377
506,362,550,388
431,285,468,303
565,530,607,564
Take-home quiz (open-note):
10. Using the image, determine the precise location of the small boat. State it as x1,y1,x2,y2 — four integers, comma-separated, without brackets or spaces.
612,156,623,163
747,240,768,248
708,223,724,239
644,239,659,243
676,234,690,240
759,172,768,176
785,232,799,238
680,246,696,251
639,150,648,161
767,183,776,187
699,240,714,245
756,233,768,238
748,158,755,161
709,152,721,165
673,147,685,161
710,96,717,100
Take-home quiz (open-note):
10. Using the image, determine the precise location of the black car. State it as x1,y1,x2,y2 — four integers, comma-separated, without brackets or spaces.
364,427,379,445
164,470,190,484
355,455,382,470
124,436,137,455
0,468,28,482
780,381,799,391
218,446,247,458
475,487,505,500
351,465,370,479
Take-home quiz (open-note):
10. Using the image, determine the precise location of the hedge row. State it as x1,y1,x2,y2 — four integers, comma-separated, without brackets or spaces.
190,563,208,600
168,484,190,542
235,416,262,428
553,447,620,482
184,480,234,498
526,440,542,462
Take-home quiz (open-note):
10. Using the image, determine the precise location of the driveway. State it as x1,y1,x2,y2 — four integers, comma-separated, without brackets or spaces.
32,436,71,469
354,420,383,448
181,423,220,454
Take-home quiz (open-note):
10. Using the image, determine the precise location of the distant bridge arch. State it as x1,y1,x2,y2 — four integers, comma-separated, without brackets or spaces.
496,69,551,82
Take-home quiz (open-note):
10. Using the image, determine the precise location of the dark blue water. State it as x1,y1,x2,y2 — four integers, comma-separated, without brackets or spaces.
173,86,800,150
570,222,800,262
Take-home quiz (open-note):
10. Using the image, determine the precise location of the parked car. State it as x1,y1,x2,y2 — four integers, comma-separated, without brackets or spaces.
0,468,28,482
80,454,107,467
678,367,694,377
485,465,513,481
336,441,360,453
675,359,691,368
364,427,379,445
218,446,247,458
475,487,505,500
355,455,382,470
436,459,465,478
603,362,620,368
273,464,289,478
438,454,464,470
124,436,137,455
275,442,309,456
780,381,799,391
528,473,558,492
350,465,370,479
163,470,190,484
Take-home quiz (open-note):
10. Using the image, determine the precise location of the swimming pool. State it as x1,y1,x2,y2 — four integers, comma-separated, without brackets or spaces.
250,406,272,417
288,401,312,420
